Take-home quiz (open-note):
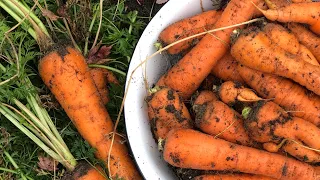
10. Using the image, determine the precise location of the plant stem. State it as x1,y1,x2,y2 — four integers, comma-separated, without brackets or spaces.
3,150,27,180
88,64,126,76
0,104,75,171
0,1,36,39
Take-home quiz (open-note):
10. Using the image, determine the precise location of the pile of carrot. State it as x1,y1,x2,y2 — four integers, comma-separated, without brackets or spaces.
146,0,320,179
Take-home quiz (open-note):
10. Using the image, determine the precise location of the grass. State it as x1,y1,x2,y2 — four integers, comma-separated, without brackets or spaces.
0,0,150,179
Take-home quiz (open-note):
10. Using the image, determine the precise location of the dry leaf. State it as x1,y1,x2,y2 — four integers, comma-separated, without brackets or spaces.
38,156,58,171
42,9,60,21
87,45,112,64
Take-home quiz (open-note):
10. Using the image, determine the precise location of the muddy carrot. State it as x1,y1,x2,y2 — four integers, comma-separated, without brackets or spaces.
163,129,317,180
237,65,320,126
147,87,193,140
194,99,253,146
263,23,300,55
258,2,320,35
244,101,320,162
39,46,141,180
287,23,320,63
159,10,222,55
231,28,320,96
157,0,263,99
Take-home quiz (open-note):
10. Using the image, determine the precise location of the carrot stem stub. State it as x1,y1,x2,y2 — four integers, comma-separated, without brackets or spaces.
38,46,141,180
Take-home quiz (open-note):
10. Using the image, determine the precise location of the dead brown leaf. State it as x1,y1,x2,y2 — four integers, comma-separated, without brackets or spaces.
38,156,58,171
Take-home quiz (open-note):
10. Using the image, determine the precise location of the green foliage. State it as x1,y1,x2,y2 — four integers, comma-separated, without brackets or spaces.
0,0,147,179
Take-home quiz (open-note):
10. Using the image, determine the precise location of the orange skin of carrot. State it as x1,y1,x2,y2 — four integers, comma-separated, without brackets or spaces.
72,163,106,180
163,129,317,180
288,23,320,63
237,65,320,126
260,2,320,35
147,87,193,140
210,53,245,84
231,29,320,96
218,81,261,106
90,68,109,104
193,90,218,106
157,0,263,100
159,10,222,55
283,140,320,163
263,138,320,163
39,47,141,180
262,23,319,65
90,68,119,105
245,101,320,155
263,23,300,55
158,1,266,55
298,44,319,66
194,100,253,146
193,174,276,180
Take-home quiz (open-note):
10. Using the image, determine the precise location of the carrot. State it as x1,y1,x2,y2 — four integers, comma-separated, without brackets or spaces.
157,0,263,100
90,68,119,105
263,23,300,55
194,174,276,180
194,99,253,146
147,86,193,140
262,139,320,163
258,2,320,35
262,23,319,65
62,161,106,180
159,10,222,55
282,140,320,163
287,23,320,63
237,65,320,126
38,46,141,179
163,129,317,180
297,44,319,66
210,53,245,84
244,101,320,162
192,90,218,106
231,28,320,96
218,81,262,106
264,0,289,9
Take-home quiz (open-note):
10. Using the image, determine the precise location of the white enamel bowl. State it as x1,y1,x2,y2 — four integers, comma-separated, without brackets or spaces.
125,1,215,179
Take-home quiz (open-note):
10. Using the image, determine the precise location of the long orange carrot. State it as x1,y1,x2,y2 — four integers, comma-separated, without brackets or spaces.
159,10,222,55
156,0,263,99
287,23,320,63
244,101,320,162
39,46,141,179
231,28,320,96
237,65,320,126
194,99,253,146
211,53,245,84
147,87,193,140
194,174,276,180
163,129,317,180
258,2,320,35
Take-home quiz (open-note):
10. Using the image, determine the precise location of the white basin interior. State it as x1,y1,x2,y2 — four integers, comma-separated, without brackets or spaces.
125,1,215,179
